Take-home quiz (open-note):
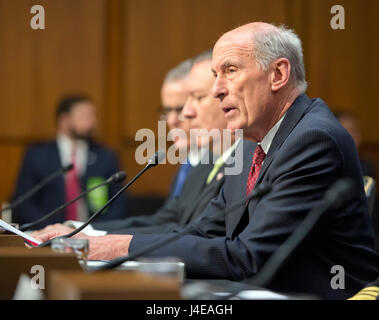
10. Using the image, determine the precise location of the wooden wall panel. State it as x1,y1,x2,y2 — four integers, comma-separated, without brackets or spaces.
305,0,379,135
0,0,378,203
0,0,107,203
120,0,290,194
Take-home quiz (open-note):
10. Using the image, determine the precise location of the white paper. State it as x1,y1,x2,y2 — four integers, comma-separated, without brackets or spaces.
64,220,107,236
0,219,41,246
214,290,288,300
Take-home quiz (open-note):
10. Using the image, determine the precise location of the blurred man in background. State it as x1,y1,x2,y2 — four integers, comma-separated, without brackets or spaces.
335,111,375,178
32,50,242,236
11,95,128,228
160,58,197,199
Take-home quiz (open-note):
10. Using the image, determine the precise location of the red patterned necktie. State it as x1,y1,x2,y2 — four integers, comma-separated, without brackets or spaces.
65,143,81,221
246,144,266,197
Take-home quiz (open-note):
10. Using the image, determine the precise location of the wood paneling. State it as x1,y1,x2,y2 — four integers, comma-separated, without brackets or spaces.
0,0,107,202
0,0,378,202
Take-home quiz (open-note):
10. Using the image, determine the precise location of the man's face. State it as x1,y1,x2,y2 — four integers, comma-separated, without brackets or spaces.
182,60,227,147
161,79,191,150
211,36,273,142
66,101,97,141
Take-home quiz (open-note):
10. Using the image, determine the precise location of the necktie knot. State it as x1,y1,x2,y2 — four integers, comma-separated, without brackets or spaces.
252,144,265,167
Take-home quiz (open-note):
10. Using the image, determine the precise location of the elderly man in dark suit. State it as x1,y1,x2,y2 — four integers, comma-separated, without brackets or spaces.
37,23,379,299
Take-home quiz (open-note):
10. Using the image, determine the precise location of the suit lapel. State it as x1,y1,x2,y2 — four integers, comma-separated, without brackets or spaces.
227,94,313,237
179,164,214,225
52,141,66,204
182,170,226,225
82,143,99,188
225,140,257,235
256,94,313,186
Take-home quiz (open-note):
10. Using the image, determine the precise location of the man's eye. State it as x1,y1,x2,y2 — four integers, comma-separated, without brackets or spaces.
227,67,237,74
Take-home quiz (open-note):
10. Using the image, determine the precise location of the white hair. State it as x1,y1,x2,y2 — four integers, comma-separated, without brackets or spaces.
253,25,308,93
163,58,193,84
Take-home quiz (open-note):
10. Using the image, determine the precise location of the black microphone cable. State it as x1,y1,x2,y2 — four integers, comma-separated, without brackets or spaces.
38,151,166,247
1,163,73,215
96,183,272,270
221,177,356,299
19,171,127,231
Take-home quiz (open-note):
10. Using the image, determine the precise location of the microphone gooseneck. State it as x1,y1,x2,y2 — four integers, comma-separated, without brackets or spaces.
19,171,127,231
1,163,74,215
98,182,272,271
38,151,166,247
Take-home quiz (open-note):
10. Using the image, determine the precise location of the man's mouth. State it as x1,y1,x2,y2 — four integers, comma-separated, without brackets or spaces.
222,106,237,114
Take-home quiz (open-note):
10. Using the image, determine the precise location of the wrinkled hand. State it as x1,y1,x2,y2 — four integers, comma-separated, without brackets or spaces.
33,232,133,260
86,234,133,260
33,229,86,244
30,223,88,241
30,223,74,238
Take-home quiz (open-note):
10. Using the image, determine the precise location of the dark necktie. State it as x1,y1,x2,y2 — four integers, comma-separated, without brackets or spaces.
171,161,192,198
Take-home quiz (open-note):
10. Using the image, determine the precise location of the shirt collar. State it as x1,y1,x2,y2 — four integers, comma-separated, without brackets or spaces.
57,133,88,151
259,114,286,155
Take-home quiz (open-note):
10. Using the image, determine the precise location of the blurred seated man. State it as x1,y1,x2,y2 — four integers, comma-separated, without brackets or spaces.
11,95,128,228
32,50,241,237
160,58,198,199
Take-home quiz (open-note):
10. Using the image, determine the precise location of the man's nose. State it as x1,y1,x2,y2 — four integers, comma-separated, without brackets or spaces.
182,97,196,119
212,76,228,102
167,112,180,128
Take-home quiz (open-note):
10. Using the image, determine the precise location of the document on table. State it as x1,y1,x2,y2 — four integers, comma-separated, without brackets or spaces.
0,219,41,246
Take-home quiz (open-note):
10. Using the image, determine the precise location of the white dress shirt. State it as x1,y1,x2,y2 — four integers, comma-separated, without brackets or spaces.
56,133,89,221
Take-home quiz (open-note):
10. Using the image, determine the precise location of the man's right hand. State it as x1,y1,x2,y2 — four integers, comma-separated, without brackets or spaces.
30,223,75,239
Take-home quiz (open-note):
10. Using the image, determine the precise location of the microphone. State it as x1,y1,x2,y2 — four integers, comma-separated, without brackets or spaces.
224,177,356,297
19,171,127,231
38,151,166,247
97,182,272,270
1,164,74,215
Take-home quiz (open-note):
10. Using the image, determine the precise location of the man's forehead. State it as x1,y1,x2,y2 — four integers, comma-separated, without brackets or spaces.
211,22,277,68
188,61,213,90
211,40,253,70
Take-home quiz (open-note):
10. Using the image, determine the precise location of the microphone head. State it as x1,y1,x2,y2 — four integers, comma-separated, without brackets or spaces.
110,171,127,183
325,177,356,209
147,151,166,167
63,163,74,172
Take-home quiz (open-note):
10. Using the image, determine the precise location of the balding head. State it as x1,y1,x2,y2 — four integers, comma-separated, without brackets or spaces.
211,22,306,141
215,22,307,92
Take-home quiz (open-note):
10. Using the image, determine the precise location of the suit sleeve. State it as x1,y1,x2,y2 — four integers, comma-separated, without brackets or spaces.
94,194,184,232
12,148,45,224
129,129,348,280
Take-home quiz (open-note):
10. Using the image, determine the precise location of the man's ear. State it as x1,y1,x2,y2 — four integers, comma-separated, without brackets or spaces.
270,58,291,92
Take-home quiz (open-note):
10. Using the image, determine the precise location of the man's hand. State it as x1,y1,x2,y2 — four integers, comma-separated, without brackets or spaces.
30,223,75,239
87,234,133,260
33,231,133,260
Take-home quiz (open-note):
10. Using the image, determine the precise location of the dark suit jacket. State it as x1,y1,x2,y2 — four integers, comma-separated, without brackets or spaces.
93,145,248,234
129,94,379,299
12,140,128,228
